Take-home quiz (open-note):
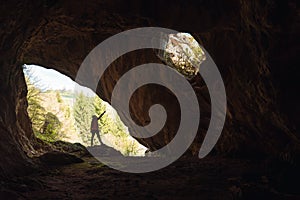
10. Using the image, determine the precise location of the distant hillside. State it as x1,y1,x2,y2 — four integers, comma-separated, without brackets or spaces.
40,90,83,144
42,90,146,156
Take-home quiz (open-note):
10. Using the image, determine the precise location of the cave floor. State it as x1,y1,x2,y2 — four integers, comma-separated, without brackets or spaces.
2,155,299,200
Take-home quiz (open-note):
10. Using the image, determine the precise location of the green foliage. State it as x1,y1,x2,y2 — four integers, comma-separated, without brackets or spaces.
93,96,127,138
24,68,62,142
93,96,143,155
93,96,109,134
64,107,71,118
56,91,62,103
41,112,62,135
25,76,45,131
123,140,140,156
24,65,144,155
95,98,127,145
74,93,145,154
73,92,94,145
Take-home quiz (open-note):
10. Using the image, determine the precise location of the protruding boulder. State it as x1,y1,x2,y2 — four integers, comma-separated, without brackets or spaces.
38,151,83,166
157,32,206,79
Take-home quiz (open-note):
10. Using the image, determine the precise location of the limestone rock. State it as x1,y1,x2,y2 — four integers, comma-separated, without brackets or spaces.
38,151,83,166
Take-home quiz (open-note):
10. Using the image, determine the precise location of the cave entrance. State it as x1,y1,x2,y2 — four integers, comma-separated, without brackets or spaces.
23,64,147,156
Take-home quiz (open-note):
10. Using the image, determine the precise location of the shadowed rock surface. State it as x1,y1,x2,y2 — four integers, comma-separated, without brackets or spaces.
38,151,84,166
2,155,300,200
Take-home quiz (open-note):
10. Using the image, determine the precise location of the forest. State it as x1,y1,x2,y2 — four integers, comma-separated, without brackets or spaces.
24,66,146,156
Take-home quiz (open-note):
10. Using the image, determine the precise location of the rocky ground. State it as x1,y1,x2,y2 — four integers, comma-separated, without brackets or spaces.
1,143,299,200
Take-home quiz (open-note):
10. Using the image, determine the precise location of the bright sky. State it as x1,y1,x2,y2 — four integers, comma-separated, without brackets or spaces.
24,64,124,119
24,64,95,96
23,64,145,149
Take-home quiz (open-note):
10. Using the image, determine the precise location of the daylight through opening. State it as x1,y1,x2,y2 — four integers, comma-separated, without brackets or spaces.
23,64,146,156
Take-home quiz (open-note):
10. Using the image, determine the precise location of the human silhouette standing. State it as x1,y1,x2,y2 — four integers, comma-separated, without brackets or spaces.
90,111,106,146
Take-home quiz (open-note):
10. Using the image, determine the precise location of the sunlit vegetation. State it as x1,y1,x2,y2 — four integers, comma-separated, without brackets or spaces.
25,68,62,142
23,65,146,156
157,32,206,80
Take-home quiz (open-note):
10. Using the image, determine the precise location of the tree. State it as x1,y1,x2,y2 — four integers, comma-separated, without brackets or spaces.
73,92,94,145
56,91,62,103
24,66,62,142
24,71,45,133
93,96,125,137
40,112,62,140
93,95,145,155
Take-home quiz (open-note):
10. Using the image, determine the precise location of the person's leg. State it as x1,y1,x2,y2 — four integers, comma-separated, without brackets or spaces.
91,131,95,146
96,131,102,145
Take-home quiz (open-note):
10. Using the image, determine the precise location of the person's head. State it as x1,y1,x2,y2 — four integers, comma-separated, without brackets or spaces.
92,115,97,119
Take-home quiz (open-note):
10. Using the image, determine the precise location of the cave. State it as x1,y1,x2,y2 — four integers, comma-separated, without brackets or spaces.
0,0,299,199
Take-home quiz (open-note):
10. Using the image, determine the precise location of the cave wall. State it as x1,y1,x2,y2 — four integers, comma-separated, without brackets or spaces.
0,0,298,177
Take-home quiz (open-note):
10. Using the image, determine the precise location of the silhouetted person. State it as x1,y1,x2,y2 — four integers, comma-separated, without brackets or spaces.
90,111,106,146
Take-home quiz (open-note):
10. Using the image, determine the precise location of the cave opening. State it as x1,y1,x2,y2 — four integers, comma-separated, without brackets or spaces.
22,64,146,157
0,0,298,198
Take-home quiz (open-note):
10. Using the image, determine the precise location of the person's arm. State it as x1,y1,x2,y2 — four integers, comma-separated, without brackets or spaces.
97,111,106,120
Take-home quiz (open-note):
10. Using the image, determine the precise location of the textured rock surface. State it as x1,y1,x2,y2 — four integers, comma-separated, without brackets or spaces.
4,156,296,199
0,0,299,177
38,151,83,166
157,32,206,79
